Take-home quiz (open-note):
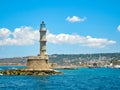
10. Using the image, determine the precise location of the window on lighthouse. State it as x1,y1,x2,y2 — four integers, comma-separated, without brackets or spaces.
41,24,45,28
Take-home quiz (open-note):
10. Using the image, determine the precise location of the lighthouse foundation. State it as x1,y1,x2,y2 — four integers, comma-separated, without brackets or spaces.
27,56,50,70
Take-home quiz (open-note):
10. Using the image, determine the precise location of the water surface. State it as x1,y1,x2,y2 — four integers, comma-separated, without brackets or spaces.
0,66,120,90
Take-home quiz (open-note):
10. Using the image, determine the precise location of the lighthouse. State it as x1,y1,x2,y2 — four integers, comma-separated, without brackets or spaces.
27,21,49,70
39,21,47,56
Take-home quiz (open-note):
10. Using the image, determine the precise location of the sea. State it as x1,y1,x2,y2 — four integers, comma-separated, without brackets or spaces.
0,66,120,90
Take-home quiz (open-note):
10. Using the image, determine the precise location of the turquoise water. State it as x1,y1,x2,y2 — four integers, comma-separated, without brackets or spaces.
0,66,120,90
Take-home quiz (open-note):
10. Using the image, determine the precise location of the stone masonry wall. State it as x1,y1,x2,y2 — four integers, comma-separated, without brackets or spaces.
27,59,50,70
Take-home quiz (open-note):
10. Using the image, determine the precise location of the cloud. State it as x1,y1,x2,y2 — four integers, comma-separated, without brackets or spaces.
0,28,11,38
0,26,39,46
66,16,86,22
117,25,120,31
0,26,116,48
47,33,116,48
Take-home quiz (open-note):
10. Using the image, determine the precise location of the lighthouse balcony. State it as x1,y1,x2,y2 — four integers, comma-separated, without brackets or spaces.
41,48,46,51
40,28,47,31
28,56,48,60
40,39,46,41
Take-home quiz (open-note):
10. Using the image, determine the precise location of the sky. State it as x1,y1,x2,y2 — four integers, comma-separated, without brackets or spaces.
0,0,120,58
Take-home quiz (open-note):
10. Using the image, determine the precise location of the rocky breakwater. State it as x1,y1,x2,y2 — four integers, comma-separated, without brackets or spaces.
0,69,62,76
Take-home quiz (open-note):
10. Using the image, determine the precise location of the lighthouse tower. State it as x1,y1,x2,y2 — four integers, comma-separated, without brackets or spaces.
40,21,47,56
27,21,49,70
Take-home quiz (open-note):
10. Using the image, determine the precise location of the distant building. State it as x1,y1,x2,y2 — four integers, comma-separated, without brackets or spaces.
93,63,97,67
111,60,120,66
51,63,58,68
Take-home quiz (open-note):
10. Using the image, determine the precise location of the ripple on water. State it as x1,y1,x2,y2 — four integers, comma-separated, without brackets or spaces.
0,67,120,90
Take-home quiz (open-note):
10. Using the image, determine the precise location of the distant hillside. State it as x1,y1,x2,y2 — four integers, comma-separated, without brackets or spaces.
0,57,27,65
49,53,120,65
0,53,120,65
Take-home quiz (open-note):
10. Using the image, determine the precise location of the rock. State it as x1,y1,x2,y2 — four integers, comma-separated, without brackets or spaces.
0,69,62,76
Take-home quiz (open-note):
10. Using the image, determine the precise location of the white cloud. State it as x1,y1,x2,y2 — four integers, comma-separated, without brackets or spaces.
0,28,11,38
66,16,86,22
0,26,39,46
117,25,120,31
0,26,116,48
47,33,116,48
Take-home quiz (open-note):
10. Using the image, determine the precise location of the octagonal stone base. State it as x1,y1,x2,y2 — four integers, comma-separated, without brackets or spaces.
27,56,50,70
